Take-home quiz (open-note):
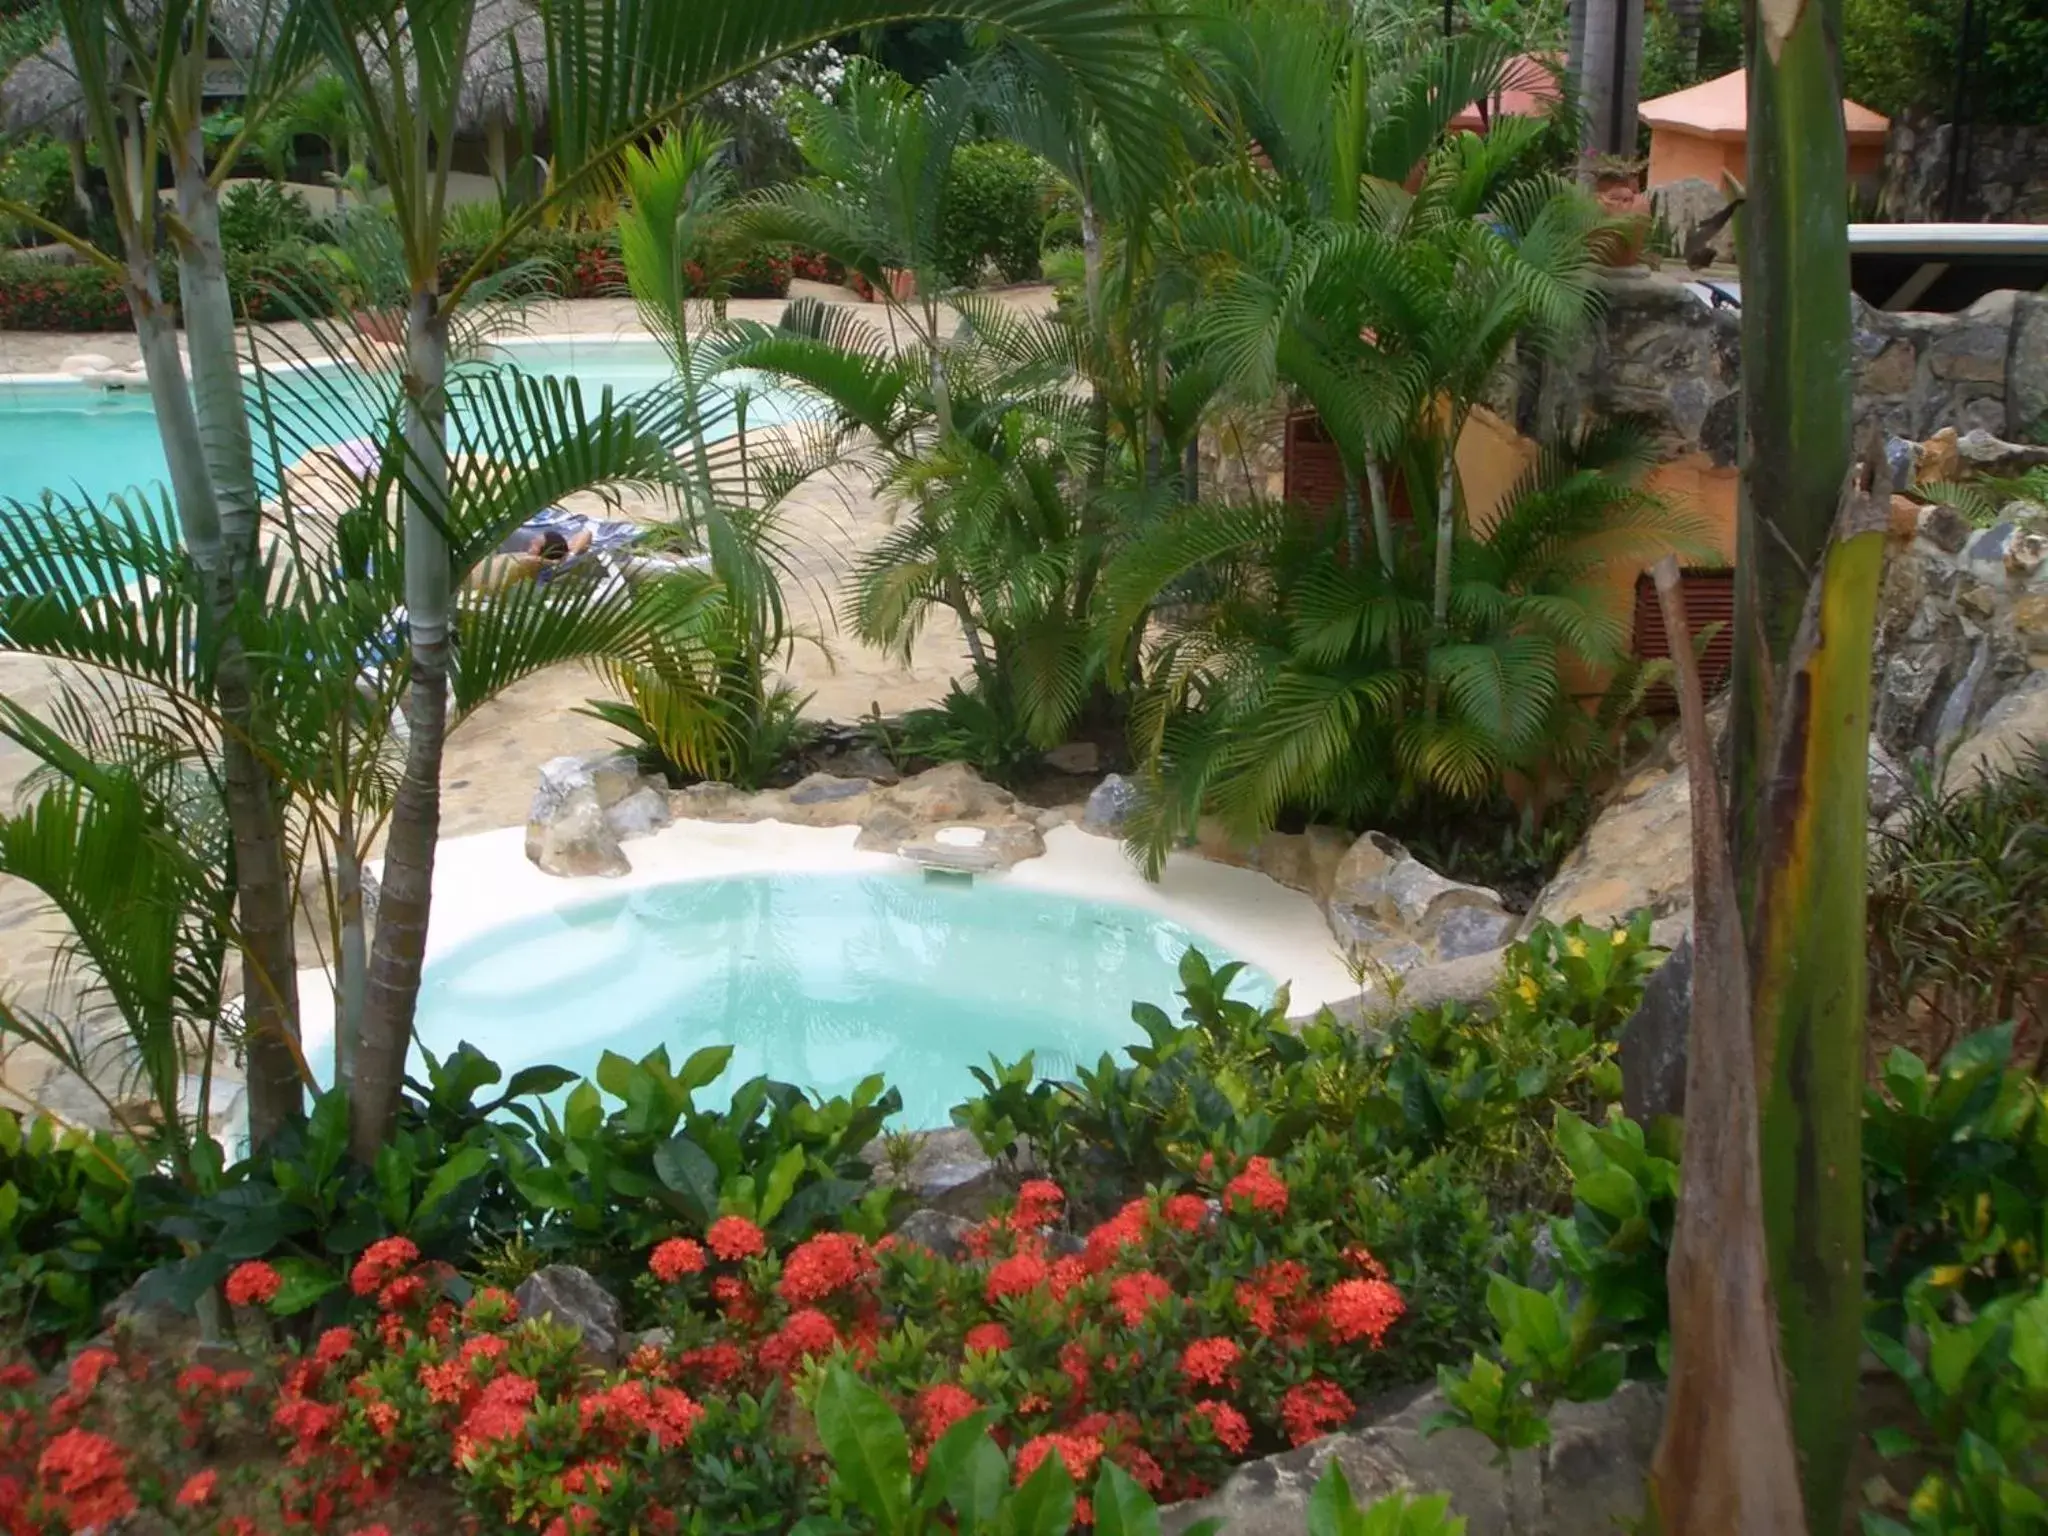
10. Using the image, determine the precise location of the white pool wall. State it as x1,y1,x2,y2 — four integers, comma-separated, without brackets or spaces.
295,818,1362,1073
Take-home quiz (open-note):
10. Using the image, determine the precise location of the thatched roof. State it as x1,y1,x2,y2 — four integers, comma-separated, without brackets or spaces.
0,0,291,139
455,0,546,131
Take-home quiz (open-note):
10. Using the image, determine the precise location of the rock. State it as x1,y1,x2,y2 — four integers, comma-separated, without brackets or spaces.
1531,732,1695,930
1889,493,1923,541
2015,593,2048,652
1161,1380,1665,1536
1944,672,2048,793
881,762,1010,823
891,1208,979,1259
1322,945,1506,1028
1956,428,2048,479
1433,904,1518,962
789,772,873,806
1917,502,1972,554
851,765,1047,870
513,1265,625,1366
670,781,755,822
1619,936,1692,1125
1917,427,1961,485
527,752,667,875
603,784,671,841
2007,529,2048,580
100,1277,203,1359
1082,774,1139,836
895,820,1046,873
1043,741,1101,775
825,744,902,784
1868,738,1913,820
527,788,629,878
61,352,115,375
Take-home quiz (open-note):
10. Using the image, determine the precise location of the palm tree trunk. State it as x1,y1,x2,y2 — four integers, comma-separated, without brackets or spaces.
1428,429,1457,632
1365,457,1397,576
1726,2,1872,1526
1341,469,1365,568
170,130,306,1146
335,824,367,1091
352,289,451,1162
1667,0,1706,77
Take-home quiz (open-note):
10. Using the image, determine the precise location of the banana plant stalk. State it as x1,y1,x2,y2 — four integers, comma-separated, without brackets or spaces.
1728,0,1878,1523
1643,555,1805,1534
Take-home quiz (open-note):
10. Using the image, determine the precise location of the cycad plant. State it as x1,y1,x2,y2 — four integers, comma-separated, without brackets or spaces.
1100,423,1681,873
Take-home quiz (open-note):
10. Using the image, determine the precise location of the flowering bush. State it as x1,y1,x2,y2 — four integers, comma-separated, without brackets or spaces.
0,257,134,331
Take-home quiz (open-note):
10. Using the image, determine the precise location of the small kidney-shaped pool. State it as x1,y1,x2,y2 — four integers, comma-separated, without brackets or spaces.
413,872,1274,1128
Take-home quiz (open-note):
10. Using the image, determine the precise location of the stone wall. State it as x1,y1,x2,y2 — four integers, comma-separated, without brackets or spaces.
1881,111,2048,223
1530,269,2048,459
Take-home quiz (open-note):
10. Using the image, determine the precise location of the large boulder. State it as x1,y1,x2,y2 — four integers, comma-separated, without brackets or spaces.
1162,1380,1665,1536
1618,935,1693,1125
512,1265,625,1366
853,764,1048,871
1081,773,1139,836
526,751,669,878
1326,832,1513,972
1530,738,1694,931
1944,671,2048,792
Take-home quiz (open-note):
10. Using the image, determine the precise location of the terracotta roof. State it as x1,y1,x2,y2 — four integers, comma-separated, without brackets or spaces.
1449,53,1563,132
1640,68,1889,141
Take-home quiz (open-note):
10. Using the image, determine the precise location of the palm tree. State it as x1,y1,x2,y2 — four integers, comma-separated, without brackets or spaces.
1095,422,1682,873
9,0,1163,1159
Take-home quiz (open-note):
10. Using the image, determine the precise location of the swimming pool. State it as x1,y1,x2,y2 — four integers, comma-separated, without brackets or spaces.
409,871,1274,1129
0,337,790,510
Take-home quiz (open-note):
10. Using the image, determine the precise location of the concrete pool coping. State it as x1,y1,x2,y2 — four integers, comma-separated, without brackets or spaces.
294,817,1362,1075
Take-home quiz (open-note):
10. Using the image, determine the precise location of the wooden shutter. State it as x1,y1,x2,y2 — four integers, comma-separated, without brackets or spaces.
1632,567,1736,711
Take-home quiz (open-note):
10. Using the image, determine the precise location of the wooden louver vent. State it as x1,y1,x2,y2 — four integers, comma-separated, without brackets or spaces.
1632,567,1736,710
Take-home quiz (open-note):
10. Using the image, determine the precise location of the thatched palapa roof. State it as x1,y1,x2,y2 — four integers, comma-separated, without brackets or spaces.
454,0,546,131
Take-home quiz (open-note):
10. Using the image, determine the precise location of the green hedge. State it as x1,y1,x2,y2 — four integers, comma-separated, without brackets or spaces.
0,228,795,333
939,140,1055,287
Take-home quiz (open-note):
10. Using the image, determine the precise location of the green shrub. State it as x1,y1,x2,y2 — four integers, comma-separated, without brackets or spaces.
216,181,324,257
0,254,133,330
0,1109,165,1358
0,135,78,242
938,140,1053,287
1843,0,2048,123
1868,744,2048,1070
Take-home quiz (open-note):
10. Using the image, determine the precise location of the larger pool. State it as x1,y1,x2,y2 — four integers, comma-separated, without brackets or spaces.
0,337,790,510
411,871,1273,1128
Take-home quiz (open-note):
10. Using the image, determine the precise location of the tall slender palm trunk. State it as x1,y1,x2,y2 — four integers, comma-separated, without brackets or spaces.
170,128,305,1145
352,290,451,1163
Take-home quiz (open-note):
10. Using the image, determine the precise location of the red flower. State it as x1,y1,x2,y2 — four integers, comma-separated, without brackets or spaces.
779,1232,876,1303
678,1342,746,1388
917,1383,980,1442
1162,1193,1210,1232
1344,1246,1390,1280
314,1326,356,1365
365,1400,399,1437
1014,1432,1104,1487
37,1428,135,1529
1107,1270,1173,1327
710,1273,761,1325
453,1374,539,1465
1193,1399,1251,1455
176,1468,219,1507
1116,1443,1167,1493
420,1358,470,1405
378,1274,427,1313
1279,1380,1355,1446
1082,1200,1152,1272
651,1236,708,1284
274,1396,343,1450
579,1380,705,1450
759,1308,841,1374
225,1260,284,1308
707,1216,767,1262
1178,1336,1241,1387
1323,1278,1405,1347
1012,1179,1065,1228
1234,1260,1309,1336
986,1251,1050,1302
1224,1156,1289,1216
1059,1338,1093,1397
963,1322,1012,1355
1047,1256,1089,1301
350,1236,419,1297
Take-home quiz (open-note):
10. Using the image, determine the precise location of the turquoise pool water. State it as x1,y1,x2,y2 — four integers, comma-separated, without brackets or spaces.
0,338,785,510
410,872,1274,1128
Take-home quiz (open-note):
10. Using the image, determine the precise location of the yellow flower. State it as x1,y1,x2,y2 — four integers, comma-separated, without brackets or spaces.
1611,928,1628,946
1564,936,1587,959
1909,1479,1945,1519
1515,976,1541,1006
1927,1264,1968,1289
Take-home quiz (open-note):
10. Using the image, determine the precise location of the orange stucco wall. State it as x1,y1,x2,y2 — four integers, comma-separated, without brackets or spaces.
1649,125,1887,189
1456,409,1739,695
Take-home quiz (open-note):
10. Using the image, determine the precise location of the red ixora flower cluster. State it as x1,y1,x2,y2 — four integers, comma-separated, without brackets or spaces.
778,1232,876,1304
36,1428,136,1529
649,1237,707,1285
225,1259,284,1308
349,1235,422,1298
